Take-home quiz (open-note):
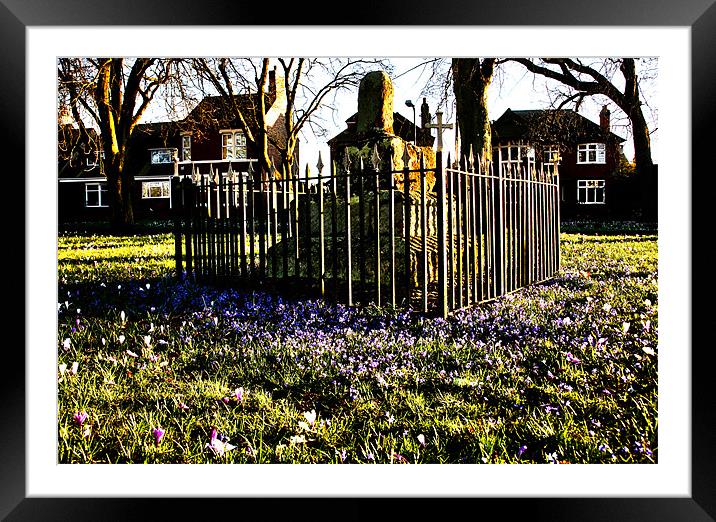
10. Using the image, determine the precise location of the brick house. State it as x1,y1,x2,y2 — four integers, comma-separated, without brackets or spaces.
58,68,291,222
491,107,631,220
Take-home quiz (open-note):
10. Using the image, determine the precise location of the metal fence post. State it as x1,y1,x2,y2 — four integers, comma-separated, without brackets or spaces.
496,157,505,295
182,176,193,279
172,175,183,279
435,150,448,318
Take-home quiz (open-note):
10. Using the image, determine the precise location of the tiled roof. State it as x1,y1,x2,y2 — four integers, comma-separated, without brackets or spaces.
492,108,625,144
328,111,434,147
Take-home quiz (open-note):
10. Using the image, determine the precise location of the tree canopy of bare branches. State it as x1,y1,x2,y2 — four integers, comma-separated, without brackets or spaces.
508,58,656,177
189,58,389,178
58,58,180,228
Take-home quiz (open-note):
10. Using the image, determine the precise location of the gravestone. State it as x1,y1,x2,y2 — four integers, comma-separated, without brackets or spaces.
268,70,441,300
339,70,436,193
356,70,394,136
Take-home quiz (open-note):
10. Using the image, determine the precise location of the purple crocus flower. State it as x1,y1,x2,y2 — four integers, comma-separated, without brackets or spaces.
565,352,581,364
518,445,528,458
152,427,165,445
73,411,88,426
234,387,244,402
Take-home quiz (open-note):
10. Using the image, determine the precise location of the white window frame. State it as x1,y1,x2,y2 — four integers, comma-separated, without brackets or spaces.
494,143,535,175
181,134,192,161
221,130,247,160
577,143,606,164
85,182,108,208
577,179,606,205
141,180,171,199
150,148,176,165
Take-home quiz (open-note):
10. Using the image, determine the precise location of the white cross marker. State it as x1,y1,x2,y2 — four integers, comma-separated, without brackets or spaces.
424,111,454,152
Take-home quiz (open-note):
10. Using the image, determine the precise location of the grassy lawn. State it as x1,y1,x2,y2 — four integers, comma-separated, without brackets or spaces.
57,228,658,464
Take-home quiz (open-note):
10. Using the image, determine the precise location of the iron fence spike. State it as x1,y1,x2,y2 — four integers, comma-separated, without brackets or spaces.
342,149,351,173
371,143,381,171
402,144,410,167
316,151,324,173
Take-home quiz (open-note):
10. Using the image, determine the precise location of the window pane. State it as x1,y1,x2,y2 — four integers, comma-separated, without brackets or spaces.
142,181,170,198
151,150,173,164
87,191,99,206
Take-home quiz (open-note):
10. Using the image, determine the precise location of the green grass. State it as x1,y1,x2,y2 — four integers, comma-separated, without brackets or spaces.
57,229,658,464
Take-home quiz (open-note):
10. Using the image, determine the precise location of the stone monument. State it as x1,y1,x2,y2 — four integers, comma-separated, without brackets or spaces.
337,70,436,193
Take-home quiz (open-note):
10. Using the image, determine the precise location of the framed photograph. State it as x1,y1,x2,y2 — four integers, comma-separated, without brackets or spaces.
7,0,712,519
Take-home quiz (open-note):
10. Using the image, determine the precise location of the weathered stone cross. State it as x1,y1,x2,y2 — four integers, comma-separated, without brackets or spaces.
424,111,453,152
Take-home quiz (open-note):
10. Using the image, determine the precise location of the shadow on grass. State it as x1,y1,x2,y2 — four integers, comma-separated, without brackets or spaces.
59,219,175,237
561,220,657,235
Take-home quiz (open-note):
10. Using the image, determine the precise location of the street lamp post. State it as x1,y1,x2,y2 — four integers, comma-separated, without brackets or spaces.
405,99,417,145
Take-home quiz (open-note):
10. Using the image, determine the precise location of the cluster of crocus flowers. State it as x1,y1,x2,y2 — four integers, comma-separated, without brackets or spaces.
73,411,88,426
298,409,317,432
222,387,246,405
59,362,79,380
206,428,236,457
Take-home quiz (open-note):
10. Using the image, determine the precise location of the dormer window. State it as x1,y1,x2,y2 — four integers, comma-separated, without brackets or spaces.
221,130,247,160
577,143,606,164
150,148,176,164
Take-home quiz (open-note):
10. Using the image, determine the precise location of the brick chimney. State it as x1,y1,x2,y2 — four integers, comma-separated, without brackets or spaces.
269,67,276,95
264,66,287,126
268,66,286,99
599,105,611,133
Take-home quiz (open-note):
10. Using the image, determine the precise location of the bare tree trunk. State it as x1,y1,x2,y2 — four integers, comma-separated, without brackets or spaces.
452,58,495,165
104,153,134,231
620,59,654,177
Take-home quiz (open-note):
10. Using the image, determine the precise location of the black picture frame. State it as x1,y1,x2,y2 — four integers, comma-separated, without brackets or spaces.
5,1,712,520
